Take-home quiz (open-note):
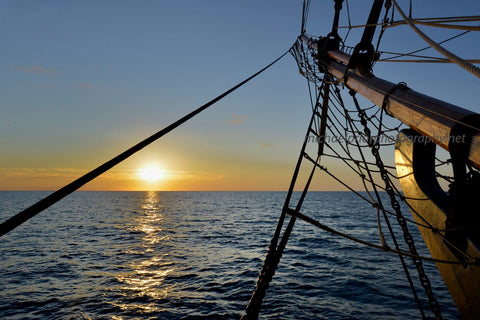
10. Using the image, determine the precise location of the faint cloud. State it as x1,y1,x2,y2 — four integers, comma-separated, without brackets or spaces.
0,167,82,179
35,83,54,89
15,65,61,74
175,171,230,181
79,82,93,89
0,167,133,191
227,113,247,124
257,142,272,147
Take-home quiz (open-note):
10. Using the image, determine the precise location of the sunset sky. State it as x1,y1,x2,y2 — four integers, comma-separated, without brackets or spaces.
1,0,479,191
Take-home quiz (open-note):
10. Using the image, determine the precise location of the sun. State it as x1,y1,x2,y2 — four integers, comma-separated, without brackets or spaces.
137,165,165,182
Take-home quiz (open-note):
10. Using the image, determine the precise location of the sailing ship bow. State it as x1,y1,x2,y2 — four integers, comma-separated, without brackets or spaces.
298,0,480,318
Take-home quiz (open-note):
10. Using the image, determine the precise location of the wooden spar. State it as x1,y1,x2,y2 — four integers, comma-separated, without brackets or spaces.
299,35,480,168
300,34,480,319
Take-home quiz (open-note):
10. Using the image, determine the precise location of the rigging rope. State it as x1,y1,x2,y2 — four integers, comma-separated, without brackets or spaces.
0,48,291,238
289,34,480,318
332,83,427,317
392,0,480,79
380,30,471,61
285,207,478,266
378,58,480,63
322,55,480,133
405,21,480,32
343,0,352,45
242,75,330,320
374,0,392,57
351,89,444,319
336,16,480,30
300,0,310,35
265,0,480,316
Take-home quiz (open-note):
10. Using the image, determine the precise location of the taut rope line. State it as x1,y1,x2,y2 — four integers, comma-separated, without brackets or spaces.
392,0,480,79
0,48,291,238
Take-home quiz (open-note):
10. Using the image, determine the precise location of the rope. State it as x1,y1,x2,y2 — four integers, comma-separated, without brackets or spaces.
343,0,352,44
0,48,291,238
374,0,392,56
378,58,480,64
334,83,427,318
387,16,480,29
392,0,480,79
293,27,480,318
380,30,470,61
321,56,480,133
405,15,480,22
286,208,478,266
300,0,310,35
351,90,444,319
336,16,480,30
242,84,328,320
408,21,480,32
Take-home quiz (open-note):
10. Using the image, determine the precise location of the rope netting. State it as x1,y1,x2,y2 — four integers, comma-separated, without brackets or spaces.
243,29,479,318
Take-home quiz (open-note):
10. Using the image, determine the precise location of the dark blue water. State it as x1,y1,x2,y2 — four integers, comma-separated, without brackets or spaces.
0,191,460,319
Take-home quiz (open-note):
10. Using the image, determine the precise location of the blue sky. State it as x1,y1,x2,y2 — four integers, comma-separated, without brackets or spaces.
0,0,479,191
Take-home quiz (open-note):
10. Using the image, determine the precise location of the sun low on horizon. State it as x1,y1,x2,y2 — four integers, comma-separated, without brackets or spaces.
136,163,169,189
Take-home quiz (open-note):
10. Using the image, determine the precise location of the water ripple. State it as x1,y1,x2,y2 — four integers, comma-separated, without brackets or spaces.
0,191,461,319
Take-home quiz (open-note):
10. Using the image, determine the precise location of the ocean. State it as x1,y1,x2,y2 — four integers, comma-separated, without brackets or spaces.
0,191,461,319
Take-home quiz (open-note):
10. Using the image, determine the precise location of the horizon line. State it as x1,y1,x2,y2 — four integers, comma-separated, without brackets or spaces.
0,189,365,192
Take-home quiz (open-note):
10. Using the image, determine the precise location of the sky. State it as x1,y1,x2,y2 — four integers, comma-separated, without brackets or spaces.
1,0,479,191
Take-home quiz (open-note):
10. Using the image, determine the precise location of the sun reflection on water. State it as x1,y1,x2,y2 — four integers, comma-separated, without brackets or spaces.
111,191,175,315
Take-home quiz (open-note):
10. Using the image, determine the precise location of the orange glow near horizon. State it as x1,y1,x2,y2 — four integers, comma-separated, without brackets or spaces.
0,156,357,191
0,164,354,192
